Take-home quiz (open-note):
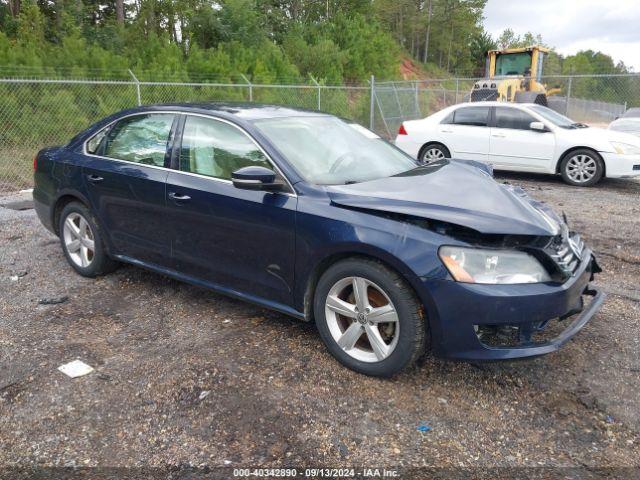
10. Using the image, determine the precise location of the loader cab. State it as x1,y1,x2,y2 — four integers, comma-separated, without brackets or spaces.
486,46,548,82
472,46,550,104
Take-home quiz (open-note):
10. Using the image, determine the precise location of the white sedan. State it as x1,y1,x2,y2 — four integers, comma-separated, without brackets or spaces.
395,101,640,186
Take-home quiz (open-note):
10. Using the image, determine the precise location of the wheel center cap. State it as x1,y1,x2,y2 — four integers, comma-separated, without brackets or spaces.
357,312,367,324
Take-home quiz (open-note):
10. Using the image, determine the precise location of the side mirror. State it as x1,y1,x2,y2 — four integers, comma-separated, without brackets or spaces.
530,121,547,132
231,165,282,191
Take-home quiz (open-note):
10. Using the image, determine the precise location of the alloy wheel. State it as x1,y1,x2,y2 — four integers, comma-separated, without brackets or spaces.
422,147,446,164
566,154,597,183
324,276,400,363
62,212,95,268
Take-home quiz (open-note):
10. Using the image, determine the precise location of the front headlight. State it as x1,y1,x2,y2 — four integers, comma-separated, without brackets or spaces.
439,246,551,284
610,141,640,155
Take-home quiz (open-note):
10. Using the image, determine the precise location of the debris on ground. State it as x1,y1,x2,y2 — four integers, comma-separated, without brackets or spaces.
57,360,94,378
416,424,432,433
0,199,34,211
38,295,69,305
9,270,28,281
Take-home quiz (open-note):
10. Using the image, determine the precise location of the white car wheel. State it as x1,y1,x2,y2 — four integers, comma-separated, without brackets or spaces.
419,144,450,164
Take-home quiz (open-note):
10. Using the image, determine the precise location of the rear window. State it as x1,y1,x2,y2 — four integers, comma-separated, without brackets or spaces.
102,114,175,167
453,107,489,127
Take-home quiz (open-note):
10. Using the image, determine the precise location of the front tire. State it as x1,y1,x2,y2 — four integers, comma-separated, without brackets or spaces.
59,202,117,277
419,143,450,164
560,149,604,186
314,258,427,377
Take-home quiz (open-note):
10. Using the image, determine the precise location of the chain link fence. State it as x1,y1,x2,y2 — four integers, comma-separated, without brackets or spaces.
0,77,371,192
1,73,639,192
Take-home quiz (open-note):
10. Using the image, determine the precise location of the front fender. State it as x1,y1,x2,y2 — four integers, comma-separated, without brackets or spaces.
293,196,450,326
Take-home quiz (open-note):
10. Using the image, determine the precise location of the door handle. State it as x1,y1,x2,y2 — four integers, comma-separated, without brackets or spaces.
168,192,191,202
441,129,453,133
492,133,506,138
86,174,104,183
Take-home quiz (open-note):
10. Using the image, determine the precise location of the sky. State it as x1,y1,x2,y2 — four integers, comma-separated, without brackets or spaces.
482,0,640,71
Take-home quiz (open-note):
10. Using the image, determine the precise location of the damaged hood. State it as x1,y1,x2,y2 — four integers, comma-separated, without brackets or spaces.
325,160,560,236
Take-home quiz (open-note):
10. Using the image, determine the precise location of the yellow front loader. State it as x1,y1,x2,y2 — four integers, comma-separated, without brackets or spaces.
470,46,560,105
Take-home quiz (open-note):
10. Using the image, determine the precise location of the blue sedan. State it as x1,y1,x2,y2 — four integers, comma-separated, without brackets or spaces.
33,104,604,377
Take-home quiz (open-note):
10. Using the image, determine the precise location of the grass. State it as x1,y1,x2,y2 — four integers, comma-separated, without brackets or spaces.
0,147,38,192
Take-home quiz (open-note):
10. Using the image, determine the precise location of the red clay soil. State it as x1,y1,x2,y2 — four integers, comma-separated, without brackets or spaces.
399,57,425,80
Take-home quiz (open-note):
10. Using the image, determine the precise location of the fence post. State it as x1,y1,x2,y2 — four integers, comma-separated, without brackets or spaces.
128,69,141,106
565,76,573,115
370,75,375,130
455,78,459,104
310,75,321,111
240,74,253,102
414,81,420,117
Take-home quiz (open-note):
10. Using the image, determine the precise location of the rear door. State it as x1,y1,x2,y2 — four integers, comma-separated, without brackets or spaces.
81,113,177,266
438,106,490,161
489,106,556,171
164,114,297,306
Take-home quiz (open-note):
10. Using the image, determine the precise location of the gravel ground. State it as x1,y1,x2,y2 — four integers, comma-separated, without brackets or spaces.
0,173,639,475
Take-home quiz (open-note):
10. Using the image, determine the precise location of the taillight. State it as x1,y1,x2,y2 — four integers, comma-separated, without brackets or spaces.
398,124,408,135
33,155,38,171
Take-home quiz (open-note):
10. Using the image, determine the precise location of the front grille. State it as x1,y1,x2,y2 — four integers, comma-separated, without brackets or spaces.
546,232,584,274
633,164,640,171
475,318,569,347
470,88,498,102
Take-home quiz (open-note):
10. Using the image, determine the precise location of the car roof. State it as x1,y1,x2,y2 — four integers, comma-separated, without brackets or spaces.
137,102,329,121
451,101,538,108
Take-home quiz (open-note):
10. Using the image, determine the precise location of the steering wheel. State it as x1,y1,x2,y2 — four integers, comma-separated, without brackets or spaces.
329,152,357,174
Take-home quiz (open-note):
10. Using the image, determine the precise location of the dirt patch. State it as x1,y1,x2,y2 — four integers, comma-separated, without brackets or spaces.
0,175,639,470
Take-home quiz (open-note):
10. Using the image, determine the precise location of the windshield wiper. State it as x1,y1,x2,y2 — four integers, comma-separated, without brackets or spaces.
344,180,359,185
572,122,589,128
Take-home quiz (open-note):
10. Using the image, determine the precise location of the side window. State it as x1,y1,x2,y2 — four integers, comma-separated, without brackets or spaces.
440,111,455,124
180,116,270,180
86,126,109,154
495,107,537,130
102,114,175,167
453,107,489,127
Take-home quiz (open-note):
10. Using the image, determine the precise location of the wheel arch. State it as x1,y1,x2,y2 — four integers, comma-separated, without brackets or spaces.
51,190,91,236
555,146,606,176
302,249,431,329
418,141,451,160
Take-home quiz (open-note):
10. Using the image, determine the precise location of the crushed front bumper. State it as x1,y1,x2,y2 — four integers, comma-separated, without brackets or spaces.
422,251,604,360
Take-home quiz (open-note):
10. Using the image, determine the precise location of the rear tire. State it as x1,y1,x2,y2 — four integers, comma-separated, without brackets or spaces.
58,202,118,277
419,143,450,164
559,149,604,187
314,258,427,377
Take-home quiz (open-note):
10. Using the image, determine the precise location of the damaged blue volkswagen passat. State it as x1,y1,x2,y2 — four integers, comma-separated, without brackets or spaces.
33,104,604,377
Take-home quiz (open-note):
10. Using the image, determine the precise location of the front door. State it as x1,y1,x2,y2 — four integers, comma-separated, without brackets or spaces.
489,106,556,171
165,114,297,306
81,113,177,266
